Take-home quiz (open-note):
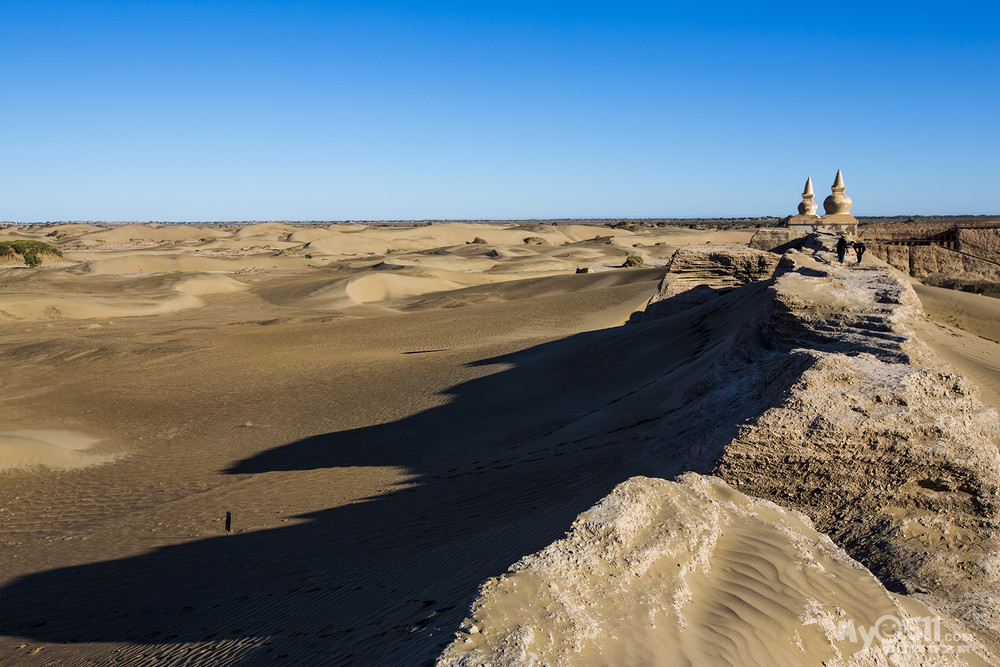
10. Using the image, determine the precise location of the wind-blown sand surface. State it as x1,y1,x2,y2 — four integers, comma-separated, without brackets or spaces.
910,282,1000,410
0,222,995,665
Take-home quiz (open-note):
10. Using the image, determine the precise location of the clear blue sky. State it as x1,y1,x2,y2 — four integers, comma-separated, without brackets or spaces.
2,1,998,221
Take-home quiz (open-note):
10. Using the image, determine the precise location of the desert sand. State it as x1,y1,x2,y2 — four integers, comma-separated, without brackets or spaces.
0,221,997,665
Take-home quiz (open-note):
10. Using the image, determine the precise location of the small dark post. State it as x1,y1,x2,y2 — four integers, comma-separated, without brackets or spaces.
225,511,232,533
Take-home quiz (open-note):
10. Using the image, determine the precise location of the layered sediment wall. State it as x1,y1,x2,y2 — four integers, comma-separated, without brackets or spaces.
864,243,1000,282
642,244,780,320
860,225,1000,289
440,242,1000,664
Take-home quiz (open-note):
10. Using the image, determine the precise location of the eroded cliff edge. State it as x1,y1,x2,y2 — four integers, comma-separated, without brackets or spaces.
440,243,1000,665
714,252,1000,631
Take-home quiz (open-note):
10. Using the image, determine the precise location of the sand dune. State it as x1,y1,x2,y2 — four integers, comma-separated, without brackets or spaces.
0,274,247,321
234,222,297,238
0,291,205,321
0,427,114,472
173,275,249,295
908,281,1000,432
68,224,231,246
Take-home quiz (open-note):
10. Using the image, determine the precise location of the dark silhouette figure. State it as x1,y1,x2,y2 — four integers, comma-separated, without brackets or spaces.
836,236,848,263
854,241,866,263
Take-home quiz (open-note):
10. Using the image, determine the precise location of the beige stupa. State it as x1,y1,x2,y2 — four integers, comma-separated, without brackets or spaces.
787,177,821,231
817,169,858,234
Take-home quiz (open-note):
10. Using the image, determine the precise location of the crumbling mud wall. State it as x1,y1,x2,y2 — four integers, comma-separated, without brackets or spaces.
864,242,1000,281
642,245,780,320
861,223,956,241
861,226,1000,289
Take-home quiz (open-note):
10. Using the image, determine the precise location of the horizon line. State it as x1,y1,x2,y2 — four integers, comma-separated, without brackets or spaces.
4,214,1000,226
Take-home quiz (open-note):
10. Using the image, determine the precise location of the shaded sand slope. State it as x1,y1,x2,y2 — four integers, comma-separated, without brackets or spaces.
911,282,1000,411
913,282,1000,345
440,474,981,666
0,264,773,665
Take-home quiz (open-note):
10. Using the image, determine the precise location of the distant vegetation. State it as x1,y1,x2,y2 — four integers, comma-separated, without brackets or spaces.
622,255,645,268
606,221,644,232
0,240,62,268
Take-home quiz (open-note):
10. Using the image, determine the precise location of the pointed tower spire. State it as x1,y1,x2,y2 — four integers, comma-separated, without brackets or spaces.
831,169,845,192
798,177,817,216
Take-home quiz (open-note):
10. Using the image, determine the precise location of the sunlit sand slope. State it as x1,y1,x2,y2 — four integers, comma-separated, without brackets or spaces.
439,474,981,666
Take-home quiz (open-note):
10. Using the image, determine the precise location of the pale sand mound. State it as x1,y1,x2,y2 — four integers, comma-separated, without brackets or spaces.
271,222,710,257
286,226,355,244
439,474,982,666
172,275,249,295
376,254,500,272
0,292,204,321
233,222,296,238
24,224,109,240
0,427,113,471
343,272,467,305
0,275,246,321
280,263,617,310
285,270,486,309
68,252,301,275
80,224,231,245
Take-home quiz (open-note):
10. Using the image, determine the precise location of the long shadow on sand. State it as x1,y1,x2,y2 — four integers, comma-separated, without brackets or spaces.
0,289,768,665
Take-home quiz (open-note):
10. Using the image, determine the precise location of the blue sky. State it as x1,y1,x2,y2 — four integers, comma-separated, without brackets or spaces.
2,1,998,221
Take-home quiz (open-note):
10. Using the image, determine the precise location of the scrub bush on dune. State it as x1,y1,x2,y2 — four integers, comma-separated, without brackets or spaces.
622,255,645,268
0,240,62,268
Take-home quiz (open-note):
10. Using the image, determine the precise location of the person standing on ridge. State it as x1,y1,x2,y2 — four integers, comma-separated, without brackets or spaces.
854,240,866,264
836,235,848,263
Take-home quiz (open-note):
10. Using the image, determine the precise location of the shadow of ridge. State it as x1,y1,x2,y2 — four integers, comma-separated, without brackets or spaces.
0,315,710,665
224,315,680,477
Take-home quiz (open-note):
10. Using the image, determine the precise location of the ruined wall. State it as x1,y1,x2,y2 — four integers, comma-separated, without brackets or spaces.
860,223,955,241
868,243,1000,282
961,228,1000,255
643,244,780,320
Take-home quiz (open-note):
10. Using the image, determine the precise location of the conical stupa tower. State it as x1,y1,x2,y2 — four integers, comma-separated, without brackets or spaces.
823,170,852,215
817,169,858,234
786,176,822,231
798,177,818,216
